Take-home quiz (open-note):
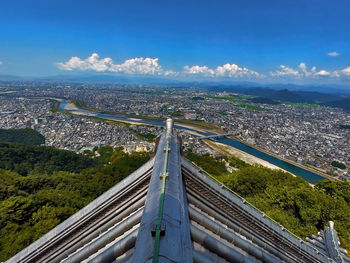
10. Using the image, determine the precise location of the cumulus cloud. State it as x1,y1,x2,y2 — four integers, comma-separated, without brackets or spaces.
57,54,350,80
164,70,179,76
328,51,340,57
57,53,172,76
270,62,344,79
270,65,300,77
109,57,162,75
184,65,215,76
57,53,113,72
315,70,330,76
341,67,350,76
184,63,260,78
216,63,260,77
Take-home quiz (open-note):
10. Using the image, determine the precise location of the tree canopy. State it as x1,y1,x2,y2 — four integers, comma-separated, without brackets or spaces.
0,142,97,176
0,144,149,261
187,152,350,254
0,128,45,146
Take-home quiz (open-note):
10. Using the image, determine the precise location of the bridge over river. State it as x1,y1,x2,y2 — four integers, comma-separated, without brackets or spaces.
197,133,233,140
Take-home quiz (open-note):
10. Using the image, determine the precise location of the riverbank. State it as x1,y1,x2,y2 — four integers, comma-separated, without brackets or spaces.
63,101,79,111
68,99,224,132
204,140,294,175
173,117,333,182
61,101,158,126
228,135,337,181
56,98,336,182
174,119,223,133
173,122,213,135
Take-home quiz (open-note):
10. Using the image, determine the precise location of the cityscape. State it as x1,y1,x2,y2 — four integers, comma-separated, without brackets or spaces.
1,83,349,180
1,0,350,262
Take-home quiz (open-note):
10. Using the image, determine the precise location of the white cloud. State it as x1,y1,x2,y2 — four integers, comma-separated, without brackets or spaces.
270,62,341,78
184,65,215,76
270,65,300,77
315,70,330,76
0,61,3,65
57,53,112,72
57,54,350,81
216,63,260,77
341,66,350,76
164,70,179,76
109,57,162,75
184,63,260,78
57,53,171,75
298,62,312,77
328,51,340,57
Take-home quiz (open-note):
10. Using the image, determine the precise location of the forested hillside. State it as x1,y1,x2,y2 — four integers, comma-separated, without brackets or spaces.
187,153,350,254
0,128,45,145
1,145,349,261
0,142,97,176
0,144,150,261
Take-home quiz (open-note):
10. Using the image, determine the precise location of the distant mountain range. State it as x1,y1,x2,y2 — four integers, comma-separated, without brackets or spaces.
201,85,350,112
1,73,349,93
241,88,350,112
1,74,350,112
322,97,350,112
0,73,183,85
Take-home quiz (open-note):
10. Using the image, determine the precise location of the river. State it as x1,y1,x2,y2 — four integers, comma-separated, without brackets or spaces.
58,99,325,183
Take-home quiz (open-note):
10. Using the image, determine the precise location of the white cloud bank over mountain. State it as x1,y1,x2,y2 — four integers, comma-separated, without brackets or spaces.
57,53,350,81
341,67,350,76
183,63,261,78
270,62,350,79
57,53,166,75
57,53,259,79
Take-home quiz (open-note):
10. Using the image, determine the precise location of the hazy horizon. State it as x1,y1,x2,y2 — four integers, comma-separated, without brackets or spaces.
0,0,349,86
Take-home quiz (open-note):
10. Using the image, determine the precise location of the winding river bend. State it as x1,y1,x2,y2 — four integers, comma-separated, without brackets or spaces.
59,99,325,183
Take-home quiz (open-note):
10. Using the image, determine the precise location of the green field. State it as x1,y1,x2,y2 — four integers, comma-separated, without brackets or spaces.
284,101,317,107
204,94,250,102
235,104,265,111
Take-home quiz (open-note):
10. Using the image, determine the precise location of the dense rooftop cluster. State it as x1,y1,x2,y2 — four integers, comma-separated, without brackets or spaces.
0,97,158,153
2,83,350,177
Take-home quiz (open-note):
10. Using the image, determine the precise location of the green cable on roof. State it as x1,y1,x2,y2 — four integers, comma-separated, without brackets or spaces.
152,140,169,263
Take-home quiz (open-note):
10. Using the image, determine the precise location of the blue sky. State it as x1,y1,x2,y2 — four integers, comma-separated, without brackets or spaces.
0,0,349,84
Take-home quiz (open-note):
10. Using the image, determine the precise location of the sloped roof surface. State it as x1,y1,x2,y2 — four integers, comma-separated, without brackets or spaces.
6,158,154,263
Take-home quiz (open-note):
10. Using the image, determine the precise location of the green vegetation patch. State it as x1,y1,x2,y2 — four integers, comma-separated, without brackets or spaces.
0,145,150,261
0,129,45,146
249,97,280,105
0,142,97,176
169,110,182,117
187,151,247,171
331,161,346,170
50,101,59,112
71,99,100,112
130,129,157,142
284,101,317,107
186,152,228,177
186,152,350,253
204,94,248,102
234,104,265,111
